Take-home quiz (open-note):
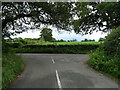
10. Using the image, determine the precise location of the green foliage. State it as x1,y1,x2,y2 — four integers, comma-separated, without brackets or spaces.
3,2,120,39
9,41,102,54
98,38,105,42
2,2,73,38
12,44,99,54
104,26,120,56
13,38,28,44
89,27,120,81
31,41,102,45
72,2,120,34
39,37,45,42
89,47,120,80
40,28,55,42
2,41,11,54
6,42,23,48
96,2,120,29
2,53,25,89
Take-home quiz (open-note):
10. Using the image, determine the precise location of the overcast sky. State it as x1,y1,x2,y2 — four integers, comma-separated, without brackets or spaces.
11,27,108,41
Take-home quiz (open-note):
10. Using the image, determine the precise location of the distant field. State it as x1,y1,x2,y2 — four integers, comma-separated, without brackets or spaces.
33,41,103,45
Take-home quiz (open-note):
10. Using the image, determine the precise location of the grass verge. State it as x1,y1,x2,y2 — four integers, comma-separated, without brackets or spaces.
2,53,25,89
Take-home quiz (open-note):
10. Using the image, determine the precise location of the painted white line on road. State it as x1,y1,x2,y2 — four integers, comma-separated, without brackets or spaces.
51,56,55,64
56,70,62,89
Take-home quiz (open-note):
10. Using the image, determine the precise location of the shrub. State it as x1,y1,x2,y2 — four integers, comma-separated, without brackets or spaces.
104,26,120,56
89,47,119,80
89,27,120,81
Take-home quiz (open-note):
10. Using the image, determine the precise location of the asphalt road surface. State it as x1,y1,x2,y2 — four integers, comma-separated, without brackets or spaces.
9,54,119,88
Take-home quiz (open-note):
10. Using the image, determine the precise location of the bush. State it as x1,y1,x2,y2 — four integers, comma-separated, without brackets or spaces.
89,47,119,80
89,27,120,81
2,53,25,89
104,26,120,56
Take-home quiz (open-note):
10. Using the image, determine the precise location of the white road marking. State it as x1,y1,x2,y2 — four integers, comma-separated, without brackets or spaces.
56,70,62,89
51,56,62,88
51,56,55,64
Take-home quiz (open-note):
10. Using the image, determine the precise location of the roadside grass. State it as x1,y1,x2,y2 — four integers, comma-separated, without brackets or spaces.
89,47,120,81
2,53,25,89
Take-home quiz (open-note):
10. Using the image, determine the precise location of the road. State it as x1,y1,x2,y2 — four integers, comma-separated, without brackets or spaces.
9,54,119,88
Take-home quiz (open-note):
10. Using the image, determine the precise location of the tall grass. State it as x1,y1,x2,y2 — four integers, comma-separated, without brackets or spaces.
2,53,25,89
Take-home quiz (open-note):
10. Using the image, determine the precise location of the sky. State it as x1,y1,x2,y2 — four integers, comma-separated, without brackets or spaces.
11,27,108,41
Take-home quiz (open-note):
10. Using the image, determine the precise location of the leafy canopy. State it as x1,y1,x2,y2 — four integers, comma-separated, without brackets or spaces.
2,2,120,38
2,2,74,38
104,26,120,56
72,2,120,34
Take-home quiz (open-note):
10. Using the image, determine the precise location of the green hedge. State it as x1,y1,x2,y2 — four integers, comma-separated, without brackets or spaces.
13,45,100,54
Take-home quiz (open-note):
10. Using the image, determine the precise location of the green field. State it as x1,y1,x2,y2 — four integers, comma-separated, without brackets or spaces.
30,41,103,45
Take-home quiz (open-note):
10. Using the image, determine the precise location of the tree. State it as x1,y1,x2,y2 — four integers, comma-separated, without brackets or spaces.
60,39,64,42
84,39,88,42
40,28,53,42
39,37,45,42
51,37,56,42
104,26,120,56
69,39,77,42
2,2,120,38
72,2,120,34
2,2,74,38
99,38,104,41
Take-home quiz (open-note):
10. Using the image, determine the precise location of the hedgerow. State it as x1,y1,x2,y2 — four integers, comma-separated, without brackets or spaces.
89,27,120,81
